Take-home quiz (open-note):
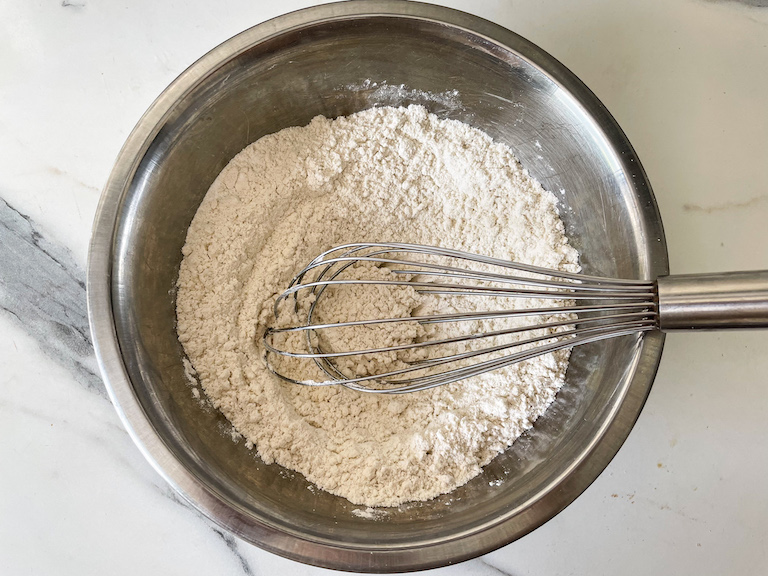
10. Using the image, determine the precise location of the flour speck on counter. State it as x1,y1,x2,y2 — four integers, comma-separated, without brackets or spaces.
176,105,579,507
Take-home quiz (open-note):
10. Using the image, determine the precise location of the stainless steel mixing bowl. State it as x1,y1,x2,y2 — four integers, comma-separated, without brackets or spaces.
87,1,668,571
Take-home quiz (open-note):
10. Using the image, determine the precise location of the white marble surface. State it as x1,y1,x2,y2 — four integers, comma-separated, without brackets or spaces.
1,0,767,574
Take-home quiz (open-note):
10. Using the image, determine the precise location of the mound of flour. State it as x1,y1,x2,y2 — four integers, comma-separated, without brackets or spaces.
176,105,579,507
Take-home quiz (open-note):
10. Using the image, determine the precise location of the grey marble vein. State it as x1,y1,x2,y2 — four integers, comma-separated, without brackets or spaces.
212,528,257,576
476,557,515,576
0,197,105,398
162,486,256,575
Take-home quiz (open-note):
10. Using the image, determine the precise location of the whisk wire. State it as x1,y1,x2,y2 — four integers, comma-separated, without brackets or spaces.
264,242,658,393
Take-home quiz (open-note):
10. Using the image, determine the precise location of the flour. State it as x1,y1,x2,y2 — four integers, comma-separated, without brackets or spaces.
176,105,579,507
270,262,430,385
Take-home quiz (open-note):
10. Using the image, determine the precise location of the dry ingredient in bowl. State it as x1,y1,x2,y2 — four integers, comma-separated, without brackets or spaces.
176,105,579,507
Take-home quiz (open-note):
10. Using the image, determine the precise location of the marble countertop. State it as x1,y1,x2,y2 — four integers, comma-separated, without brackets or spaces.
2,1,767,574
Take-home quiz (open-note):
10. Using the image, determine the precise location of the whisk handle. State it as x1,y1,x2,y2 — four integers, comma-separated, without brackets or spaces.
657,271,768,330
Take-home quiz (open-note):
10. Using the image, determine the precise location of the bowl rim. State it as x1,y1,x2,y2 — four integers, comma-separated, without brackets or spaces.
86,0,669,571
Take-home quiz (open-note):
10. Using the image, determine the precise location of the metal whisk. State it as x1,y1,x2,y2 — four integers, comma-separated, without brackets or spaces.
263,242,768,394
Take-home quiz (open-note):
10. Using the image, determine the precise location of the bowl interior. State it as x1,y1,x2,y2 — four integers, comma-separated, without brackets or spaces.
108,10,666,566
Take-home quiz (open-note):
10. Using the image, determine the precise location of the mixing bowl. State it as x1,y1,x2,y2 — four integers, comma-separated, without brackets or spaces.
87,0,668,571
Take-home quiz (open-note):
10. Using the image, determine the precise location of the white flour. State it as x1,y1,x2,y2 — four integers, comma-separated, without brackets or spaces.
176,105,579,507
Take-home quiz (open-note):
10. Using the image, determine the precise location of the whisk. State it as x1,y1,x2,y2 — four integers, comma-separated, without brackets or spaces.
263,242,768,394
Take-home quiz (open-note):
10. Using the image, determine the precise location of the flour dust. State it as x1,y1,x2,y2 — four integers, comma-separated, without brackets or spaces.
176,105,579,507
